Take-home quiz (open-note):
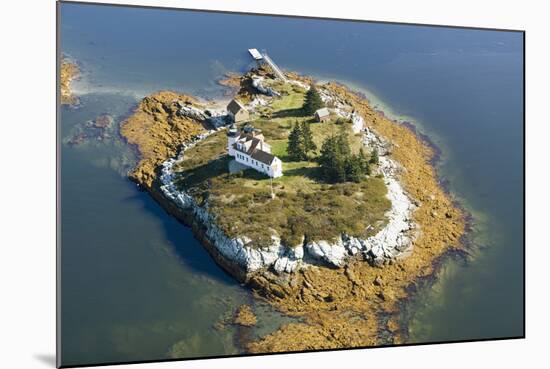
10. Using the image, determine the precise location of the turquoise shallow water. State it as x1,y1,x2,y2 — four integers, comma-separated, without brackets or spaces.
59,2,523,366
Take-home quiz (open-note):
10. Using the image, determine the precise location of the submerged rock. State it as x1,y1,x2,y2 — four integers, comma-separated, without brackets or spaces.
66,114,115,146
93,114,114,128
167,334,203,359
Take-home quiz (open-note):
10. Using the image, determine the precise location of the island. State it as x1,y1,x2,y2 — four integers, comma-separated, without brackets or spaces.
60,58,80,106
120,58,465,351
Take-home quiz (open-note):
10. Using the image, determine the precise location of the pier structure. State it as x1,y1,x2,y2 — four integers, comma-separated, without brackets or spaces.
248,48,287,82
248,48,263,61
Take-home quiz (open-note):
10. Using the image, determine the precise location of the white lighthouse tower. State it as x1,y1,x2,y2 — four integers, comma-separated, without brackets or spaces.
227,123,239,156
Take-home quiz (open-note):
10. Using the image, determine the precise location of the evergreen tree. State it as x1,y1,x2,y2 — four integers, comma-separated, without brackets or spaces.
319,135,336,168
303,85,324,115
370,148,379,165
287,122,306,161
320,132,370,183
345,156,363,183
358,148,371,175
319,134,347,182
300,121,317,157
334,155,347,182
319,135,337,181
337,127,351,158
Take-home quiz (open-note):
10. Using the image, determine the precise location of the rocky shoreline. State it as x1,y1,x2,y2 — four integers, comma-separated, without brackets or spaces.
157,109,416,275
120,90,209,188
120,70,466,351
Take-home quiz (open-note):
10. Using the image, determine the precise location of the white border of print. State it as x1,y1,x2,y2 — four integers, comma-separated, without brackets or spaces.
1,0,547,369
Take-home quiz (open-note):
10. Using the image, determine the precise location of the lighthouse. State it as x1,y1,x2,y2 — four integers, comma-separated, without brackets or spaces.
226,123,239,156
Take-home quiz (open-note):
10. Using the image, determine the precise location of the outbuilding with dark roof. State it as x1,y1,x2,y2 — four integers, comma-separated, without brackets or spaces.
227,99,249,123
314,107,330,122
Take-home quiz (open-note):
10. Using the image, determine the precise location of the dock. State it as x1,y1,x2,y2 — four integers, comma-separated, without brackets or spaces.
248,48,287,82
248,48,263,60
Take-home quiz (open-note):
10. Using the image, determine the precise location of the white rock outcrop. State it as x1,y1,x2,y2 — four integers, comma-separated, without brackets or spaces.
247,96,269,109
252,77,281,97
177,101,230,129
177,103,207,121
288,79,310,90
305,238,348,267
361,156,416,265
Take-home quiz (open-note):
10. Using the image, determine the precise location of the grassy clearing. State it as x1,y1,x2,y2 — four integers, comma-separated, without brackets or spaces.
172,78,390,248
207,174,390,247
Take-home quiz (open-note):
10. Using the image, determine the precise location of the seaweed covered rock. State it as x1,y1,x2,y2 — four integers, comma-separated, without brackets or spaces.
60,59,80,106
233,305,257,327
120,91,207,188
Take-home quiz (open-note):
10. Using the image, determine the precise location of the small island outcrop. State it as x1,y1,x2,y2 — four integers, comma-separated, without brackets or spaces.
60,58,80,106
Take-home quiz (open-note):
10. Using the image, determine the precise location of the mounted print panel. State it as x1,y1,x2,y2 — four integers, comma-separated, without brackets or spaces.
57,1,525,367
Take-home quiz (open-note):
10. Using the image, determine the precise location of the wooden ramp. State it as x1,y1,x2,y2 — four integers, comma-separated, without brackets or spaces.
262,52,287,82
248,48,287,82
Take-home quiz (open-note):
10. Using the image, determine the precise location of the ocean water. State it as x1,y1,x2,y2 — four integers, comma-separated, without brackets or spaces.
59,2,524,366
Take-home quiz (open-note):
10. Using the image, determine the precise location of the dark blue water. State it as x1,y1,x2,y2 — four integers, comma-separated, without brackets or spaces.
59,2,524,366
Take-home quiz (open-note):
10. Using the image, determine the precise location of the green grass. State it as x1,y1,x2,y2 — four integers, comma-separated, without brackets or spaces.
172,78,390,249
270,140,288,159
206,174,390,247
175,132,227,172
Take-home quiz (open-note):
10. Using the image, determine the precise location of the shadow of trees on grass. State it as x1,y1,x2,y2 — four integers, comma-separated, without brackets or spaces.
282,165,324,182
175,156,230,189
272,107,306,119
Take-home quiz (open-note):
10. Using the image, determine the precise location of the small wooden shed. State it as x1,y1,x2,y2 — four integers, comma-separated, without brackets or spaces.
314,107,330,122
227,99,249,123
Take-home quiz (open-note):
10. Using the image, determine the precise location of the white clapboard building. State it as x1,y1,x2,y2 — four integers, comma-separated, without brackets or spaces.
227,124,283,178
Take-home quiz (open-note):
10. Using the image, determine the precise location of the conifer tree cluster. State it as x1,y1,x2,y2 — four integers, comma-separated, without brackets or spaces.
287,121,317,161
303,85,324,115
319,129,372,183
